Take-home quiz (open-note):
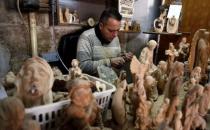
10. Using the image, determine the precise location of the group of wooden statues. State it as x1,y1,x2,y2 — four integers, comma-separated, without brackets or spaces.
0,28,210,130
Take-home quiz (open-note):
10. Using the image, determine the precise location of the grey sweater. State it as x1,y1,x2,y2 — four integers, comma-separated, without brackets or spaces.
76,28,121,75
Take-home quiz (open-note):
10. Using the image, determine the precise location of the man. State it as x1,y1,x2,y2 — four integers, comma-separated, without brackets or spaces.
77,8,133,76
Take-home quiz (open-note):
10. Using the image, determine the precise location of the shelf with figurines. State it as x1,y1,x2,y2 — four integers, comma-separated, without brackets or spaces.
119,19,141,33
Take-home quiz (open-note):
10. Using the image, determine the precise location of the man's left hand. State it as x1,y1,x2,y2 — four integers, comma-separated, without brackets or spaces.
121,52,133,62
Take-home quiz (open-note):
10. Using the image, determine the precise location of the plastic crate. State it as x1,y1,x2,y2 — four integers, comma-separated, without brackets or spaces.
25,74,116,130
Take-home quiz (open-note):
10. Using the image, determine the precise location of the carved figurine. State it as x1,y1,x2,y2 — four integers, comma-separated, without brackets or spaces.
178,37,190,61
154,8,167,33
59,7,64,23
136,76,152,130
172,111,183,130
0,97,25,130
198,83,210,116
64,8,70,23
144,75,158,102
139,40,157,74
188,29,210,82
124,19,129,31
95,81,106,92
151,60,168,94
166,16,179,33
190,66,202,84
15,57,54,108
165,42,179,74
60,79,103,130
69,59,83,79
164,61,184,99
111,70,127,129
154,98,170,126
194,31,210,82
182,84,204,130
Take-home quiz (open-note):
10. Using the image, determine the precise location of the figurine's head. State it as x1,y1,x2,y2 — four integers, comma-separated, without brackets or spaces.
147,40,157,50
158,60,167,72
71,59,79,67
181,37,187,43
0,97,25,130
15,57,54,101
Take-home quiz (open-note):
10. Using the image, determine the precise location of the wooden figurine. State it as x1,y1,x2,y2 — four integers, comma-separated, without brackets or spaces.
178,37,190,61
165,42,179,74
15,57,54,108
188,29,209,80
0,97,25,130
154,98,170,126
151,60,168,94
154,9,167,33
111,70,127,129
198,83,210,116
135,74,152,130
166,16,179,33
173,111,183,130
139,40,157,74
60,79,102,130
182,84,204,130
59,7,64,23
69,59,83,80
144,75,158,102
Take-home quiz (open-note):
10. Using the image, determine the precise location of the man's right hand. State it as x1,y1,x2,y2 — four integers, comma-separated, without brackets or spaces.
110,57,125,68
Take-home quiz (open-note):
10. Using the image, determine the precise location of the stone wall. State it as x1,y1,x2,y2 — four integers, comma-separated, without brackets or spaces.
0,0,82,73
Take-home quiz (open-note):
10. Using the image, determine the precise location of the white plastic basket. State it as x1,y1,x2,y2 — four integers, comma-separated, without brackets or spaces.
25,74,116,130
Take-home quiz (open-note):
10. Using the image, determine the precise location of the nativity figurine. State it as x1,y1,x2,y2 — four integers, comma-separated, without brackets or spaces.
178,37,190,61
154,8,167,33
151,60,168,94
144,75,158,102
69,59,83,79
15,56,54,108
165,42,179,74
166,15,179,33
60,78,103,130
139,40,157,74
111,70,128,129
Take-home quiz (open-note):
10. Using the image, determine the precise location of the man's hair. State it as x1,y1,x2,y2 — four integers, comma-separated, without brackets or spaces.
99,8,122,24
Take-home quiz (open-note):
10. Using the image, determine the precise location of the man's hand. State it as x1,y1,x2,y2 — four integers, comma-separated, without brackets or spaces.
121,52,133,62
110,57,125,68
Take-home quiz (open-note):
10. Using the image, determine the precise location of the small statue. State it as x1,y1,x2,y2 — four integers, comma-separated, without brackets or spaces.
0,97,25,130
73,10,79,23
60,79,103,130
190,66,202,84
166,16,179,33
95,81,106,92
144,75,158,102
64,8,70,23
178,37,190,61
154,8,168,33
154,98,170,127
15,57,54,108
198,84,210,116
182,84,204,130
111,70,128,129
139,40,157,74
0,97,41,130
59,7,64,23
151,60,168,94
188,29,209,83
69,59,83,79
124,19,129,31
165,42,179,74
173,111,183,130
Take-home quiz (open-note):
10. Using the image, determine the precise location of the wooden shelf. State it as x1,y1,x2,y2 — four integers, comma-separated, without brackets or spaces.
120,30,140,33
143,31,191,35
57,23,87,26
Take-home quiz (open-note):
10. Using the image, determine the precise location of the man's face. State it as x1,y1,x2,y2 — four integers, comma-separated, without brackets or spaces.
99,17,121,42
